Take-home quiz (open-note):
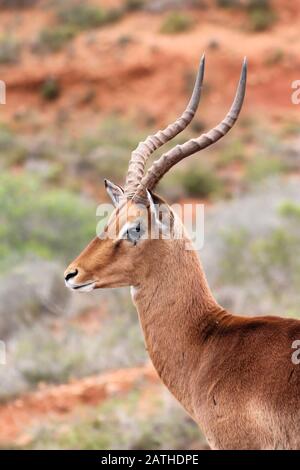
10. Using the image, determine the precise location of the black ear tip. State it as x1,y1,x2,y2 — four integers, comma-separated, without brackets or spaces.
104,178,108,187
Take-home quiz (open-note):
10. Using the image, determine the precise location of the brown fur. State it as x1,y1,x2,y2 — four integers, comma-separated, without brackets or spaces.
65,198,300,449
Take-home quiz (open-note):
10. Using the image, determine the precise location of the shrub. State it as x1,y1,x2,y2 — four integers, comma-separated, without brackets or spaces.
0,172,96,268
0,265,145,399
246,0,276,31
40,78,61,101
251,228,297,296
248,8,275,31
178,165,222,198
160,12,194,34
0,0,38,7
36,26,76,53
202,180,300,315
0,128,64,169
0,261,70,340
216,0,241,7
16,327,93,385
217,0,276,31
124,0,145,11
280,120,300,137
279,201,300,219
0,126,29,166
70,117,147,183
57,3,122,32
0,35,20,64
28,388,202,450
245,155,286,182
14,304,145,388
117,34,133,48
220,229,250,284
0,125,16,151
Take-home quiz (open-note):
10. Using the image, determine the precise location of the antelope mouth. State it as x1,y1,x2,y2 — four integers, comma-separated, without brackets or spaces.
65,280,96,292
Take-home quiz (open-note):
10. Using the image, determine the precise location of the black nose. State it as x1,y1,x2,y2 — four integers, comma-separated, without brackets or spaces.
65,269,78,281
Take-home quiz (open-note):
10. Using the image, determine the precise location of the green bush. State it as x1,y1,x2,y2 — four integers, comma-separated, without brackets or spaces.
0,117,148,188
279,201,300,219
0,125,17,151
216,0,241,7
16,328,87,385
57,3,122,32
28,389,201,450
13,300,145,387
124,0,145,11
40,78,61,101
160,12,194,34
251,228,296,291
178,165,222,198
280,120,300,137
0,126,29,166
0,0,38,7
220,228,250,284
217,0,276,31
0,172,96,268
0,35,20,64
248,8,275,31
246,0,276,31
217,194,300,313
70,116,146,183
245,155,286,182
36,26,76,53
0,127,64,169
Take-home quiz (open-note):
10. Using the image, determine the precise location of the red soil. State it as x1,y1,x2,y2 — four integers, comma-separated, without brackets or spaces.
0,0,300,134
0,364,159,445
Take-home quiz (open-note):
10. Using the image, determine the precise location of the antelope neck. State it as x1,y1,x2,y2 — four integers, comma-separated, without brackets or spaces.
131,238,225,415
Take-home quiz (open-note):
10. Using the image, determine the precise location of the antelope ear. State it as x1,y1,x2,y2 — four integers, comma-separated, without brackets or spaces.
146,189,159,221
104,179,124,207
146,189,173,234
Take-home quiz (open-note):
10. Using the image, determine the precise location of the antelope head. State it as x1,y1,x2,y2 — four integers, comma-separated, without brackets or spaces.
64,56,247,292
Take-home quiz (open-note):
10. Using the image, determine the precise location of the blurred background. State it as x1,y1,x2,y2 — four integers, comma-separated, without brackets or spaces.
0,0,300,450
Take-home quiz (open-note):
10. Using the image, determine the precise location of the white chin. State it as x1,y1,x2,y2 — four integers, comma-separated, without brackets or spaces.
75,283,96,293
65,281,96,292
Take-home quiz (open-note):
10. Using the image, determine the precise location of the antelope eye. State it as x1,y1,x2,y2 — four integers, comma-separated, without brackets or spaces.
127,223,142,244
